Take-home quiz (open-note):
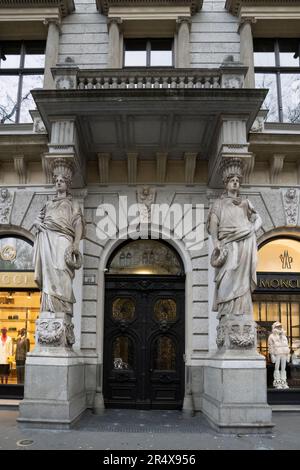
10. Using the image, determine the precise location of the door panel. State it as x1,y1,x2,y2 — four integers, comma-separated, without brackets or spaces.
103,276,185,409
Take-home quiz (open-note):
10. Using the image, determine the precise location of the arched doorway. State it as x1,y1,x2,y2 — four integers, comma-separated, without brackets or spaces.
253,236,300,402
103,239,185,409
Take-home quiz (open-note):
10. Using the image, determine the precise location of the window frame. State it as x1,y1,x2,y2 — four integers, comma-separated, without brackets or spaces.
123,37,174,68
254,38,300,123
0,40,45,124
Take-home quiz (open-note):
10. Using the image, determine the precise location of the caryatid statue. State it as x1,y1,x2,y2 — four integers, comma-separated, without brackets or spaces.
207,157,262,351
33,158,85,348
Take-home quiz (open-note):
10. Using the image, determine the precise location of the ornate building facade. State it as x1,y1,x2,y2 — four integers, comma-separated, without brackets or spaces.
0,0,299,431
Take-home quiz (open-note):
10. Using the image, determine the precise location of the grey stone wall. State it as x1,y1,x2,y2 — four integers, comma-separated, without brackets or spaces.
59,0,108,69
58,0,240,70
191,0,240,68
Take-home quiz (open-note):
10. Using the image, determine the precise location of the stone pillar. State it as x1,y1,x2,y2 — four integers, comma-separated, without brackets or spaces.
239,18,255,88
43,20,60,89
176,17,191,68
108,18,122,68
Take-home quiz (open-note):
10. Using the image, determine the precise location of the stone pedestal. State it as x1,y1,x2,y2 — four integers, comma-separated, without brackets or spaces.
18,312,86,429
202,351,274,433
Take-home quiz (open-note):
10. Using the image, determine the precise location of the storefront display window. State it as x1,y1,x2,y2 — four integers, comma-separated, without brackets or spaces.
0,235,39,392
254,237,300,389
0,291,39,385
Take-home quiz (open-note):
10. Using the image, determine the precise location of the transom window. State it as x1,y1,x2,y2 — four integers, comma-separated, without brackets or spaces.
0,41,45,124
124,38,173,67
254,39,300,123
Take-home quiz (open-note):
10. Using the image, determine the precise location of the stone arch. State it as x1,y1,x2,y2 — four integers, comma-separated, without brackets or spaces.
93,227,194,410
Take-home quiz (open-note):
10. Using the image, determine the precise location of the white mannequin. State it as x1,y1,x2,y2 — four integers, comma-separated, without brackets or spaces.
268,322,290,389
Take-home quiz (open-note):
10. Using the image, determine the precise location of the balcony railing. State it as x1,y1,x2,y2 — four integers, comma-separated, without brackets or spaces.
52,65,247,91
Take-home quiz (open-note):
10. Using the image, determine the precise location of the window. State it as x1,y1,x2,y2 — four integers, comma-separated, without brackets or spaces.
0,41,45,124
124,38,173,67
254,39,300,123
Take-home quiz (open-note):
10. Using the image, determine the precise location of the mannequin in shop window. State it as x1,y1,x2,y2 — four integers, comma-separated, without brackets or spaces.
268,321,290,389
0,327,13,384
15,328,30,384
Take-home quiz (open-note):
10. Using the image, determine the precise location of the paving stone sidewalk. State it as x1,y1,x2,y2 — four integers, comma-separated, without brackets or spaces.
0,409,299,450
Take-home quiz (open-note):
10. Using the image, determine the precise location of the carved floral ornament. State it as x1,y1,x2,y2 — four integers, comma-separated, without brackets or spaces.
0,0,75,17
225,0,300,16
96,0,203,16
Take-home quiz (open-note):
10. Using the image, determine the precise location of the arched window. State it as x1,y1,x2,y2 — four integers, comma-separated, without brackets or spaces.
107,240,183,275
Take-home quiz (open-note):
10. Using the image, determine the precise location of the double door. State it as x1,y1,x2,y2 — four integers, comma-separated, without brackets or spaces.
103,276,185,409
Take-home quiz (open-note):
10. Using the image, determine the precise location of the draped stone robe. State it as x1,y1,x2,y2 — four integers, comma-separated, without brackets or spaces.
33,196,85,314
207,195,258,320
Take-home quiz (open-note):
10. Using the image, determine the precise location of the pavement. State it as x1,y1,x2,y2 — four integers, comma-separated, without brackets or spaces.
0,407,300,451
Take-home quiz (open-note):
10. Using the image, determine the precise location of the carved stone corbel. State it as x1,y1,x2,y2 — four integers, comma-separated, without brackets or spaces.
14,156,27,184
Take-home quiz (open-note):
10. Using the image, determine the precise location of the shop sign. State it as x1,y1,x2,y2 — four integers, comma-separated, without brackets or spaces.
0,272,37,288
256,273,300,293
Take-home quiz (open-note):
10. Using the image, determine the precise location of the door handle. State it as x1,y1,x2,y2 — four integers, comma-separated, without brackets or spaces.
149,368,153,373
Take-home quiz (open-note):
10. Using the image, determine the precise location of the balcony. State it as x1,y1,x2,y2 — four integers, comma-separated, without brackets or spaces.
31,64,267,186
52,65,247,91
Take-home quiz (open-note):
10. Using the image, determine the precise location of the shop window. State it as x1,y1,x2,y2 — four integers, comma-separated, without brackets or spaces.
0,40,45,124
0,236,34,271
0,291,39,385
254,39,300,123
254,237,300,388
124,38,173,67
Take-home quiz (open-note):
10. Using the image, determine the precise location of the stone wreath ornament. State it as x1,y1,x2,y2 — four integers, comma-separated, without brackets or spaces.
210,245,228,268
64,245,83,270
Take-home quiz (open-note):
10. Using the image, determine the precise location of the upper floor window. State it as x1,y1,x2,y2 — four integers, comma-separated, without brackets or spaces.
254,39,300,123
0,41,45,124
124,38,173,67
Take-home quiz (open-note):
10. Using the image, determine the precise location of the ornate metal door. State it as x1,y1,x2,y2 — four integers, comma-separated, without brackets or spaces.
103,276,185,409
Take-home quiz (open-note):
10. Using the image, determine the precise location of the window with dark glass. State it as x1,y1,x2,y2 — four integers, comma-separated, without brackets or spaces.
0,41,45,124
124,38,173,67
254,39,300,123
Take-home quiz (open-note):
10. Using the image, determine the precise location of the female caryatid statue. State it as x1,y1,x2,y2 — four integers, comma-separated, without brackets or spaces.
207,158,262,350
33,159,85,316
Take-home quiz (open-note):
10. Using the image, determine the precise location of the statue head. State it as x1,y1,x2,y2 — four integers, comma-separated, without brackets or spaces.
51,158,74,195
0,188,8,200
220,157,244,191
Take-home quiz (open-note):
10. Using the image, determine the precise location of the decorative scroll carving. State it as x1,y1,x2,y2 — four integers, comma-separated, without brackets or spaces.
36,318,75,347
282,188,299,226
216,319,256,350
0,188,14,224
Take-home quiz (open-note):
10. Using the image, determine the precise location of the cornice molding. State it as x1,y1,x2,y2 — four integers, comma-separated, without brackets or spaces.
0,0,75,17
225,0,300,16
96,0,203,16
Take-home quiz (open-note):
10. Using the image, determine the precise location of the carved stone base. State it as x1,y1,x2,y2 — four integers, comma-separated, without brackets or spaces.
216,317,257,352
201,355,273,433
35,311,75,351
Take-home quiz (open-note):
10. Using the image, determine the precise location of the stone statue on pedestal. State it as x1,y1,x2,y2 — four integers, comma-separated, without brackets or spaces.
207,157,262,351
268,321,290,389
33,158,85,348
